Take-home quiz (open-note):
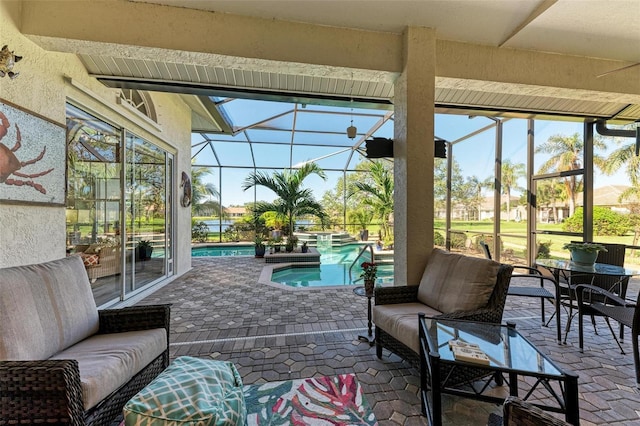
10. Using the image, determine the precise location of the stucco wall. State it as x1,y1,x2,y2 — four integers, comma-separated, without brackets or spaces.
0,1,192,275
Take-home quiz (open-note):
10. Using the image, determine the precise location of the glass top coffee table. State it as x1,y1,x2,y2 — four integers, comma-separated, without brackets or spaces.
419,315,580,425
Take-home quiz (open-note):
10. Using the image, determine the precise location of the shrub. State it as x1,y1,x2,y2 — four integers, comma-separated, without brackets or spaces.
191,221,209,243
434,231,445,246
563,207,630,236
450,232,466,249
536,240,552,258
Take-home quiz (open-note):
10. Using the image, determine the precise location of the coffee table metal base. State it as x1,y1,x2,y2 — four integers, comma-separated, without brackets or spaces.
419,315,580,426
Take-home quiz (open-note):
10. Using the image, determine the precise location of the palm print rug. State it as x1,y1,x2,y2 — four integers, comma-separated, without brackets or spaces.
243,374,378,425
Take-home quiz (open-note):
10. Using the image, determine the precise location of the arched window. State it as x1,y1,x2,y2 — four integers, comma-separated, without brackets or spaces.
119,89,157,122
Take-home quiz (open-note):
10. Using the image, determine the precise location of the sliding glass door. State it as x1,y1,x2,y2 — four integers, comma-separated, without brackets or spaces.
66,104,174,305
125,132,171,295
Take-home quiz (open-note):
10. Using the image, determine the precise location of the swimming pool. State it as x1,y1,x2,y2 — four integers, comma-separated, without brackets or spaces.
192,243,395,287
192,245,254,257
270,263,393,288
270,244,394,288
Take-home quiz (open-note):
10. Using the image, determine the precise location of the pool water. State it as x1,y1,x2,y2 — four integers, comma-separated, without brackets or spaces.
191,243,394,287
271,244,394,287
192,245,255,257
271,263,393,288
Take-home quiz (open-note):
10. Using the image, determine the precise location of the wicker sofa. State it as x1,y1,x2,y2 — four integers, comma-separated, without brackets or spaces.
373,248,513,367
0,256,170,426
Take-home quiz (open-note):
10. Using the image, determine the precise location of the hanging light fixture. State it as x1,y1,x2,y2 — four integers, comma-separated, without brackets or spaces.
0,45,22,79
347,103,357,139
346,76,357,139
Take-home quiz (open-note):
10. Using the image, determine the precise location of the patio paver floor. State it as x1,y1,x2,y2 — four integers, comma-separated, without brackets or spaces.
139,256,640,425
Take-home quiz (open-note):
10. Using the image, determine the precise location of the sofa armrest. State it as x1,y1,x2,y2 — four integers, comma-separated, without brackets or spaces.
374,285,419,305
99,304,170,337
0,359,84,425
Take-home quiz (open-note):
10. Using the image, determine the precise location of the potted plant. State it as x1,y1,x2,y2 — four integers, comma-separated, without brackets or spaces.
137,240,153,261
360,261,378,296
301,241,309,253
562,242,607,265
271,236,283,253
285,235,298,253
254,235,266,258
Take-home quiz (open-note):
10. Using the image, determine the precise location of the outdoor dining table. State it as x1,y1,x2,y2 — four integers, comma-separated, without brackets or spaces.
534,258,639,344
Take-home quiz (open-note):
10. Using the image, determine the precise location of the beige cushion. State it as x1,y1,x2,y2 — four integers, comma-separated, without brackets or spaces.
0,256,99,360
417,249,500,314
50,328,167,410
372,303,441,353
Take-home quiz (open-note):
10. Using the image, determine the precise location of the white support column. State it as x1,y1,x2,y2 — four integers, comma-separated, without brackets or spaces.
393,27,435,286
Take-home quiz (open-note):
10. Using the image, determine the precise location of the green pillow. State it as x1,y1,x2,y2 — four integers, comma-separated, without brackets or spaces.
124,356,246,425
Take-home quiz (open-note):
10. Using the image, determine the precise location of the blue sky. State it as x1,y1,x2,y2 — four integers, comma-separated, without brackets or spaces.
192,100,629,207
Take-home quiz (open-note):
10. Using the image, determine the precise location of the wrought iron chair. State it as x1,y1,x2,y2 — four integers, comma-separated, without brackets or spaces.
575,283,640,388
556,243,628,343
480,241,560,335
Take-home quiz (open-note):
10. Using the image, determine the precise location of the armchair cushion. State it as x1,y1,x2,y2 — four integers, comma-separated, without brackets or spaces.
417,248,500,314
50,328,167,410
0,256,99,360
372,303,441,353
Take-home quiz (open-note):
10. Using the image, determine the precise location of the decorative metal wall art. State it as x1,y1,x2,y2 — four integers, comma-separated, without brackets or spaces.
0,45,22,79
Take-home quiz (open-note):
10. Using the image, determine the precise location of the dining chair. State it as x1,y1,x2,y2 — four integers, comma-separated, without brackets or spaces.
575,283,640,388
560,243,628,342
479,241,559,331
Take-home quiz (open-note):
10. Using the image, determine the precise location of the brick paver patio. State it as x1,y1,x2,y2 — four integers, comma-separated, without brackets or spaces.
138,256,640,425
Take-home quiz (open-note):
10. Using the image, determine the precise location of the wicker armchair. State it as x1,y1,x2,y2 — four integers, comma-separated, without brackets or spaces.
373,249,513,368
487,396,572,426
0,305,170,426
0,256,170,426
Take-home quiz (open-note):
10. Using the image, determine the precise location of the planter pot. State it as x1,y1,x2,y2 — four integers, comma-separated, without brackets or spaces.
570,249,598,265
360,229,369,241
255,245,266,258
301,245,309,253
274,245,281,253
137,246,153,261
285,244,294,253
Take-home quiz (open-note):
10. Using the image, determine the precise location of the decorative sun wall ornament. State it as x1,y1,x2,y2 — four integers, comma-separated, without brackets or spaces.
0,45,23,79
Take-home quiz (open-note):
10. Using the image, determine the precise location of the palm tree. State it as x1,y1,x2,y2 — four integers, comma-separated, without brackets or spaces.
191,166,221,216
350,161,394,240
535,132,606,217
242,163,328,238
603,137,640,248
500,160,525,221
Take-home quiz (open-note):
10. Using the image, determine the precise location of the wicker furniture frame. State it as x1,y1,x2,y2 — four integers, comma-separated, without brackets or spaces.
488,396,572,426
374,263,513,369
0,304,170,426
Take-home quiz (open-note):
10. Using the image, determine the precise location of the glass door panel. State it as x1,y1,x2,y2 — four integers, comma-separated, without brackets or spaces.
66,104,122,306
125,132,167,295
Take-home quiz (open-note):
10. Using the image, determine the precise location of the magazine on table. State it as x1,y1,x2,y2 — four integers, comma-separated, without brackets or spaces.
448,339,490,365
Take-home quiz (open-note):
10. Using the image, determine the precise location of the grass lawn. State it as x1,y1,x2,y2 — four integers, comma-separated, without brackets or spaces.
436,220,639,264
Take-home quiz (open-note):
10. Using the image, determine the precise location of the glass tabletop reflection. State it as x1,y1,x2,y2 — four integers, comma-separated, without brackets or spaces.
535,258,639,277
421,317,563,377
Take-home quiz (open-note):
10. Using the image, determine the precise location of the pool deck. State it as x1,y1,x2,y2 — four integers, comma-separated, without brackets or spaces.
138,256,640,425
